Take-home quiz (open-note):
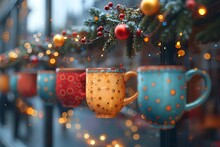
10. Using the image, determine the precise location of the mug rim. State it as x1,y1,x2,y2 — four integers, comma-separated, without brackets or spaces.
137,65,186,71
37,70,55,74
86,67,126,73
56,68,85,72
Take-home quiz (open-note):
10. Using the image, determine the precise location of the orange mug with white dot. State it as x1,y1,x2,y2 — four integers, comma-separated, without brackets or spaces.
86,68,138,118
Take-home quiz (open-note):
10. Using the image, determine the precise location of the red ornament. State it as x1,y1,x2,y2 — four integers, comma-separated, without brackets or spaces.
62,30,67,36
119,13,125,20
97,31,103,36
30,55,38,64
136,29,142,36
72,32,77,37
104,5,110,10
108,2,113,7
114,24,130,40
185,0,196,10
97,26,104,32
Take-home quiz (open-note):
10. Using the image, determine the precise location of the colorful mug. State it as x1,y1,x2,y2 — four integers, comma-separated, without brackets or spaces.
56,68,86,108
17,72,37,98
86,68,138,118
37,70,57,105
0,73,9,94
9,73,18,96
137,66,211,129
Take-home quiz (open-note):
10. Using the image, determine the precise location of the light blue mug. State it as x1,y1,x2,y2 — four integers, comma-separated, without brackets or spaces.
37,70,57,105
137,66,211,129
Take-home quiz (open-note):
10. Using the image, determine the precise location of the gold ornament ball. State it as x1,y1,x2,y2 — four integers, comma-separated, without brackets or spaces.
140,0,160,16
53,34,65,47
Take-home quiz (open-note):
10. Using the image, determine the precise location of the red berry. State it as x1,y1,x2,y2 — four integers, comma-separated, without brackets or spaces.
136,29,142,36
81,37,86,43
116,4,121,9
119,13,125,20
104,5,110,10
72,32,77,37
108,2,113,7
97,31,103,36
30,55,38,64
62,31,67,36
97,26,104,31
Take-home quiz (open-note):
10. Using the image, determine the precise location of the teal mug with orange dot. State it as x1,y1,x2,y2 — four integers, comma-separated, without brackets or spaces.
37,70,57,105
137,66,211,129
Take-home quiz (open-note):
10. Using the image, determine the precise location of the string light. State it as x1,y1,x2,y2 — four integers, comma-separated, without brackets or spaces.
157,14,164,22
198,5,207,16
204,53,211,60
175,41,181,49
144,37,149,42
178,50,185,57
53,52,59,57
84,133,90,139
49,58,56,64
46,50,51,55
48,43,53,48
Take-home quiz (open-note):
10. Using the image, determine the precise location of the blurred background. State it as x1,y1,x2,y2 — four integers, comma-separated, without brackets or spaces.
0,0,220,147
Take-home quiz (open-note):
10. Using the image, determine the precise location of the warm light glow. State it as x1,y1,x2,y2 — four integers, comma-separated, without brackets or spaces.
131,125,138,132
99,134,106,141
204,53,211,60
133,134,140,140
125,119,133,127
58,118,65,124
66,123,72,129
198,6,207,16
84,133,90,139
90,140,96,145
68,110,74,115
8,51,18,59
27,107,34,115
75,123,81,129
115,144,120,147
179,32,183,36
175,41,181,49
49,58,56,64
54,52,59,57
69,57,75,62
48,43,53,48
46,50,51,55
101,54,104,57
27,48,32,53
75,38,79,42
178,50,185,57
38,52,44,57
158,42,162,46
144,37,149,42
24,42,31,49
2,31,10,42
157,14,164,22
62,112,67,117
94,16,99,21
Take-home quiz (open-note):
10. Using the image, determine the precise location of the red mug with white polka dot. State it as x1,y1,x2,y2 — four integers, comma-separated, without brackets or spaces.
56,68,86,108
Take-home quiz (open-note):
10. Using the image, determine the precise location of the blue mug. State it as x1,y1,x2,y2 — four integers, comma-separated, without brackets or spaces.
37,70,57,105
10,73,18,96
137,66,211,129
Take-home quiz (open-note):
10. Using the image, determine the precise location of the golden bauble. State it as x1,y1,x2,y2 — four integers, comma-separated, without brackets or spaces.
140,0,160,16
0,74,9,94
53,34,65,47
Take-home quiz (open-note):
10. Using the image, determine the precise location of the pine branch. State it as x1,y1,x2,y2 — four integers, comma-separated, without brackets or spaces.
126,33,136,59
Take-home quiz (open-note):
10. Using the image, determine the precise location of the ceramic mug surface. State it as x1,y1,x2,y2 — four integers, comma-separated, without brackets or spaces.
37,70,56,105
137,66,211,129
86,68,138,118
0,73,9,94
56,68,86,108
17,72,37,98
9,73,18,96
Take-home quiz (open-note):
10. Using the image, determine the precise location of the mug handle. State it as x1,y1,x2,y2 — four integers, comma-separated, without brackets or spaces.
184,69,211,111
123,71,139,106
79,72,86,97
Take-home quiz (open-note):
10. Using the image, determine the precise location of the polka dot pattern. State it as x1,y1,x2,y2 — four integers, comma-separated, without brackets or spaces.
37,71,56,105
56,70,86,108
137,69,187,129
86,72,126,118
